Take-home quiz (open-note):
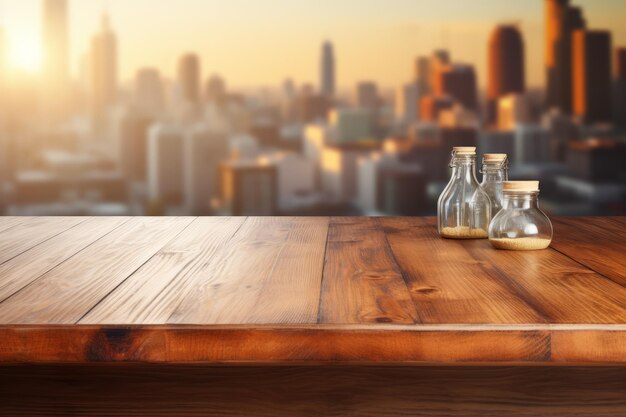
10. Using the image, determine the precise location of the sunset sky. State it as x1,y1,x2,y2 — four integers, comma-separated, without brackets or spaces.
2,0,626,89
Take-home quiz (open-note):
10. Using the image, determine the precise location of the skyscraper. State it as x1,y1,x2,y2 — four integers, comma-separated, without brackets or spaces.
545,0,586,113
615,48,626,128
90,14,118,131
430,50,450,96
414,56,431,96
487,25,526,125
178,53,201,105
42,0,69,121
435,64,478,111
134,68,164,118
356,81,379,112
320,41,335,98
572,30,613,124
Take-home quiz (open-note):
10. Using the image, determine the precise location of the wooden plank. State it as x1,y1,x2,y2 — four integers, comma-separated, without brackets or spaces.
0,325,549,364
550,217,626,286
319,217,419,324
0,217,130,304
0,217,194,324
167,217,329,324
380,217,545,324
0,217,85,265
552,330,626,364
2,366,626,416
0,217,33,234
462,230,626,324
80,217,247,324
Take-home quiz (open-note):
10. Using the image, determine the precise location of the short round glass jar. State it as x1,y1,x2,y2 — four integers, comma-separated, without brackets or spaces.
480,153,508,219
488,181,553,251
438,147,491,239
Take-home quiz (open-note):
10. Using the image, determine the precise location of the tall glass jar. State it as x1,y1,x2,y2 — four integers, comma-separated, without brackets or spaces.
480,154,508,219
438,147,491,239
489,181,553,250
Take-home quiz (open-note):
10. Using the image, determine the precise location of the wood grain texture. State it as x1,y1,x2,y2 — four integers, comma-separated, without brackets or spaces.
380,217,545,324
462,228,626,324
319,217,419,324
0,217,129,303
0,217,33,234
0,216,624,365
167,217,329,324
2,365,626,416
0,217,85,265
551,217,626,286
80,217,247,324
0,325,550,364
0,217,194,324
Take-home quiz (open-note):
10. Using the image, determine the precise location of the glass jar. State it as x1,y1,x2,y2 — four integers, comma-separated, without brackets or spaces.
489,181,553,250
480,153,509,219
438,147,491,239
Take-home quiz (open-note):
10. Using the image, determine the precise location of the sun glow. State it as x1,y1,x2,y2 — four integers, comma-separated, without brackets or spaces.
9,35,42,73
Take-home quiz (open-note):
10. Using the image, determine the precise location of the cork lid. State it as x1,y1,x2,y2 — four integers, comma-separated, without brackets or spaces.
453,147,476,155
503,181,540,192
484,153,507,162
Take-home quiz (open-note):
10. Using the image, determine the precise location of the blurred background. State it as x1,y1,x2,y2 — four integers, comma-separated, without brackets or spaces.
0,0,624,217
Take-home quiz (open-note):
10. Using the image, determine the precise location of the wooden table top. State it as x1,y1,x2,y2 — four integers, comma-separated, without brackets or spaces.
0,216,625,365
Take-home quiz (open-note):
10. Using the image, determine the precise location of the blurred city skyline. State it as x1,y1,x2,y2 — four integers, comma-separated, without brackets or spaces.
0,0,624,218
3,0,626,89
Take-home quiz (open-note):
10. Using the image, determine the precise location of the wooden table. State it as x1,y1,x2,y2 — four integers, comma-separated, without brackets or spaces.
0,216,625,416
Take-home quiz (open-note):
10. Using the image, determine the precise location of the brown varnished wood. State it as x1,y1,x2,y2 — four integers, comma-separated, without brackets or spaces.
461,229,626,324
0,216,624,365
167,217,329,324
0,217,130,304
0,325,549,364
551,217,626,286
0,217,194,324
0,217,85,265
319,217,419,324
2,365,626,416
380,217,545,324
79,217,247,324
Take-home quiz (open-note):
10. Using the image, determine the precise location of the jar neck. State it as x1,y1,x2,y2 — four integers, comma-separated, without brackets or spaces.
451,157,479,183
502,192,539,209
481,165,509,183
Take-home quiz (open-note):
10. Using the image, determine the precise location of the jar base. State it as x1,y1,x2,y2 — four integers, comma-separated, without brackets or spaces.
490,237,551,251
441,226,488,240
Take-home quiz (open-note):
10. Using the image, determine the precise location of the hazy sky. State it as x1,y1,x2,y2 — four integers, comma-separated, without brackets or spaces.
2,0,626,89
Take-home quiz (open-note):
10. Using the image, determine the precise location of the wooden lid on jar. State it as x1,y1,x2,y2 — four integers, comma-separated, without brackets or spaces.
503,181,540,192
484,153,507,162
453,147,476,155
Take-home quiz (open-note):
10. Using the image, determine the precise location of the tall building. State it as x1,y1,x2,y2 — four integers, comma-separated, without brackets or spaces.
487,25,526,124
435,64,478,111
395,83,418,124
184,124,229,214
220,160,277,216
545,0,586,113
320,41,335,98
119,109,153,183
615,48,626,128
205,74,227,105
572,30,613,124
134,68,164,118
356,81,379,112
430,50,450,96
90,14,118,131
178,53,201,105
147,124,185,205
42,0,69,121
414,56,431,96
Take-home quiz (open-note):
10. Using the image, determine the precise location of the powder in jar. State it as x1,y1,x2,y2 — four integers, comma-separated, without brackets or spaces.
441,226,488,239
490,237,551,251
